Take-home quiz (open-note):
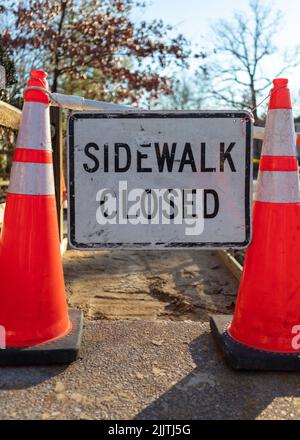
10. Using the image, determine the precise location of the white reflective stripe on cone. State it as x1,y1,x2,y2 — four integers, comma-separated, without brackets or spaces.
255,171,300,203
262,109,297,156
8,162,55,195
16,101,51,151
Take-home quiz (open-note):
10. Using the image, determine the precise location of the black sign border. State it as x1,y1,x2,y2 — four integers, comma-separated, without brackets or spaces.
68,112,252,249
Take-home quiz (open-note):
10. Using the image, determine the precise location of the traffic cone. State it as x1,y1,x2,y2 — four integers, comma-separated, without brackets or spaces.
210,78,300,370
0,70,82,365
62,173,68,209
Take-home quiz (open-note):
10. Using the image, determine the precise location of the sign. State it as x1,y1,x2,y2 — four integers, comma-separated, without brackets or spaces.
68,111,252,249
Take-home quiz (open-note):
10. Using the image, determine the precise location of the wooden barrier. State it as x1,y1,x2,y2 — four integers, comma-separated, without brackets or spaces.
0,101,21,130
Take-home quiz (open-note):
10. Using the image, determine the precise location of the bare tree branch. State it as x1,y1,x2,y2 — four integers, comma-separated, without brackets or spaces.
204,0,294,122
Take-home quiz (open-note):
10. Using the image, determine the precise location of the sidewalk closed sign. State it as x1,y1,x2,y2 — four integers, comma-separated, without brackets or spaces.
68,111,252,249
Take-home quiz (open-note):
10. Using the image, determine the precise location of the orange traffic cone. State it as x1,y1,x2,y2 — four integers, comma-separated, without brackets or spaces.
62,173,68,209
211,78,300,370
0,70,82,365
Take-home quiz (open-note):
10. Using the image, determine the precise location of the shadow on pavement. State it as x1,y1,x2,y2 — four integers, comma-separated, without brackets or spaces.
0,365,68,390
136,330,300,420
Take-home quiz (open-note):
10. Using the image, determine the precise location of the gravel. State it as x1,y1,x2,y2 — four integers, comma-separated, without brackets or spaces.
0,320,300,420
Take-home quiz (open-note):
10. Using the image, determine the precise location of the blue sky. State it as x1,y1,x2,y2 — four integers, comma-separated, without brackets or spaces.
134,0,300,113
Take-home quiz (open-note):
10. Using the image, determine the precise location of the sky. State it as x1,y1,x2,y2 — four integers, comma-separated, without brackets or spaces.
133,0,300,113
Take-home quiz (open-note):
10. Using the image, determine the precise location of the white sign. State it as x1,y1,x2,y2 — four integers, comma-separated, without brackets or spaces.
68,111,252,249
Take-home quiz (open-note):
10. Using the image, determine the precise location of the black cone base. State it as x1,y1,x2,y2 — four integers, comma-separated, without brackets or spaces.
0,309,83,366
210,314,300,371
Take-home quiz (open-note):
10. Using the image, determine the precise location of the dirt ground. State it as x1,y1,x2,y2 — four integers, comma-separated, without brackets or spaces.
63,249,238,321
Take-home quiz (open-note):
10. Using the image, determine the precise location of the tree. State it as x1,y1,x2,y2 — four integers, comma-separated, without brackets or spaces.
205,0,299,122
1,0,191,104
0,41,17,103
0,34,17,103
157,68,209,110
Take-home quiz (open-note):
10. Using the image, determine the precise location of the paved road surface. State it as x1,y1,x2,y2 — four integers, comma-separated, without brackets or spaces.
0,320,300,420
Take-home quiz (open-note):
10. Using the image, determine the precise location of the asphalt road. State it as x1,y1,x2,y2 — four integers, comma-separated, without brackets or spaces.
0,320,300,420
